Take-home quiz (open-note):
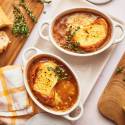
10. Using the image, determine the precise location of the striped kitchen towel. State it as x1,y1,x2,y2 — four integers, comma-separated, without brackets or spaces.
0,65,38,125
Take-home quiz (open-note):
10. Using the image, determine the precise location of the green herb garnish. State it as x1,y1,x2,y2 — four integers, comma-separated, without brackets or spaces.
61,41,85,53
19,1,37,23
62,26,85,53
47,66,68,80
55,66,68,80
62,41,79,51
66,26,80,42
116,67,124,74
12,5,29,37
71,26,80,36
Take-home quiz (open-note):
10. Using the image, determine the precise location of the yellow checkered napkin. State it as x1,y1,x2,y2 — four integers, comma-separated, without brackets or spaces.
0,65,35,125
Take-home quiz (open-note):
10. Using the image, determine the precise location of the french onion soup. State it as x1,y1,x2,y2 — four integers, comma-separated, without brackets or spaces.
27,56,78,111
52,11,112,53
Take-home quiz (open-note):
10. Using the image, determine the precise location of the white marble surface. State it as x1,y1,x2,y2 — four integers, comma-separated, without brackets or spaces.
15,0,125,124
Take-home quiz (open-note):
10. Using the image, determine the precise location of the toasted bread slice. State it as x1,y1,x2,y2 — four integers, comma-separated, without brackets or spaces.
0,6,12,29
33,61,58,97
73,18,108,51
0,31,11,53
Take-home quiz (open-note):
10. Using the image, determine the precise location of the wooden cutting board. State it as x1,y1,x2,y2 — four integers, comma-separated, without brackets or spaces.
98,54,125,125
0,0,44,67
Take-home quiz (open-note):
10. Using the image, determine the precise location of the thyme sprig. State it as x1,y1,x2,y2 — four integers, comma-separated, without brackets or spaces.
12,5,29,37
19,0,37,23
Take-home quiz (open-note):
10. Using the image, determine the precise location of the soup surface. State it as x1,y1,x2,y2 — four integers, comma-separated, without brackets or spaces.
28,56,78,111
53,11,111,53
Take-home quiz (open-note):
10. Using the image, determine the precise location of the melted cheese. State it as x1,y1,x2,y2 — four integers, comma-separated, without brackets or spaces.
73,23,107,46
66,13,97,30
66,13,108,48
33,61,58,96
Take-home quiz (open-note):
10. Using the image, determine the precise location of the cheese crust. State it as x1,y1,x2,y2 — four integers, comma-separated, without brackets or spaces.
67,14,108,51
33,61,58,97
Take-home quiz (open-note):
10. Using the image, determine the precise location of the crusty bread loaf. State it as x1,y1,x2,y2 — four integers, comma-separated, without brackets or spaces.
0,6,12,29
98,54,125,125
0,31,11,53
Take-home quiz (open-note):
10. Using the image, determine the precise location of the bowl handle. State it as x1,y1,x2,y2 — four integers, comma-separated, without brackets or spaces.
63,103,84,121
113,22,125,44
22,47,42,65
39,22,50,41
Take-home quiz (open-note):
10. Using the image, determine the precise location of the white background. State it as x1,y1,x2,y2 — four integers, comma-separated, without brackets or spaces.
15,0,125,124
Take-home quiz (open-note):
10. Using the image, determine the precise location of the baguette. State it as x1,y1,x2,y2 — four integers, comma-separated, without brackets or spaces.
0,6,12,29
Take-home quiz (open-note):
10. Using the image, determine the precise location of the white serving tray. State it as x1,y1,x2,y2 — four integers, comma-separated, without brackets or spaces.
34,0,124,105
